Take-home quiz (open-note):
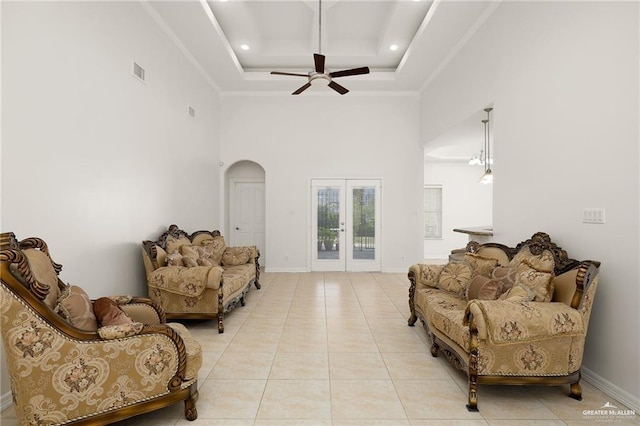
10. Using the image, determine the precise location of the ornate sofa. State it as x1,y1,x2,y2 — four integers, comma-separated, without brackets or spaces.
0,232,202,424
142,225,261,333
408,232,600,411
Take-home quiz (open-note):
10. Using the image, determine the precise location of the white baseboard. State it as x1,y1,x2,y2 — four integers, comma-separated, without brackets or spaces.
264,267,308,273
1,391,11,411
381,268,410,273
582,366,640,413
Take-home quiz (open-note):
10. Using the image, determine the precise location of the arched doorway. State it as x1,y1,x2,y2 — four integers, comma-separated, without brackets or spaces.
225,161,266,266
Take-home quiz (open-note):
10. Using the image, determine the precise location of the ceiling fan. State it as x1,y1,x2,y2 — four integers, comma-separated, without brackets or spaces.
270,0,370,95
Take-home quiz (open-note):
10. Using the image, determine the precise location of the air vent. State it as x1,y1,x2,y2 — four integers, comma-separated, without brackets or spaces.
188,106,196,118
133,62,145,82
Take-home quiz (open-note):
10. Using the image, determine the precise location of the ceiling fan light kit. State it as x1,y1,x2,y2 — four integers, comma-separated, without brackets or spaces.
270,0,370,95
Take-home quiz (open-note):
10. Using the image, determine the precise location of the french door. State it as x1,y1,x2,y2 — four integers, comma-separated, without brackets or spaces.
311,179,381,271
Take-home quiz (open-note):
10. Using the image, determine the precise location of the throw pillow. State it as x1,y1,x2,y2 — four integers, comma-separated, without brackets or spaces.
464,253,499,278
179,245,200,267
513,260,555,302
56,285,98,331
437,262,472,296
197,257,213,267
222,247,251,266
166,250,185,267
466,275,505,301
165,235,191,255
202,236,226,265
182,256,198,268
499,285,536,302
508,246,555,273
93,297,134,327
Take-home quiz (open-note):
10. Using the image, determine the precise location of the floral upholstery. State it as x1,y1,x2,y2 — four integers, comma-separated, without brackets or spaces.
408,232,600,411
0,232,201,424
148,265,224,297
142,225,261,333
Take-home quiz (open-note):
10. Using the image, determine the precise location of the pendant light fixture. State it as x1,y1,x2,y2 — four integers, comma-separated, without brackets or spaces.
479,107,493,184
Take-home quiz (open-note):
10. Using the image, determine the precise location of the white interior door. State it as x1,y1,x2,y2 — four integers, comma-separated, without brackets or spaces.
230,180,265,263
311,179,381,272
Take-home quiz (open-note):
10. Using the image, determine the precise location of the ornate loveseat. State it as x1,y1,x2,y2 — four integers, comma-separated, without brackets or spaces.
142,225,260,333
408,232,600,411
0,232,202,424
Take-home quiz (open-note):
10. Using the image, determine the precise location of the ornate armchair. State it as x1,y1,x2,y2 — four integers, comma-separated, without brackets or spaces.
0,232,202,424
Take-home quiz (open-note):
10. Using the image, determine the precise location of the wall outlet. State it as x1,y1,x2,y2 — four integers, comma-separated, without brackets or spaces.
583,208,606,224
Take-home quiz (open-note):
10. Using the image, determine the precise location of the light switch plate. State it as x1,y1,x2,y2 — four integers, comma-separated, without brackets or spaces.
583,208,605,224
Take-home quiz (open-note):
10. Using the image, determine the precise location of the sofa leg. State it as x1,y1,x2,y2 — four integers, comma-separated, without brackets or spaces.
254,280,261,290
430,342,439,357
466,376,479,411
184,385,198,421
467,328,479,411
240,296,246,307
218,311,224,333
408,313,417,326
569,374,583,401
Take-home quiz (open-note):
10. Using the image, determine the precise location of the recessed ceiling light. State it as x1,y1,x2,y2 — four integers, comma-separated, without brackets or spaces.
389,44,399,51
240,44,250,51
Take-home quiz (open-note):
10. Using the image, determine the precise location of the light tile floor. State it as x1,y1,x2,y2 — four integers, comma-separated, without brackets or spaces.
2,272,638,425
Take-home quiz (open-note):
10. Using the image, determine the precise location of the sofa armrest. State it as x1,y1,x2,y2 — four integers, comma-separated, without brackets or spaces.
465,300,585,345
116,297,166,325
408,263,444,292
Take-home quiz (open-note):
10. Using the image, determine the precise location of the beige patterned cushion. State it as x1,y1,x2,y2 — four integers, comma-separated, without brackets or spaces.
509,246,555,273
499,285,536,302
201,236,226,265
165,251,184,267
23,248,60,309
420,289,470,351
464,253,499,278
179,245,199,262
437,262,472,296
56,285,98,331
222,247,251,266
413,264,444,289
165,236,191,254
513,261,555,302
221,264,255,297
467,275,504,300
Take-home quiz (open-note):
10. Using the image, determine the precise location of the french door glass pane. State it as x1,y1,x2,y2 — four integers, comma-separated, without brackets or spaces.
352,186,375,260
317,186,340,260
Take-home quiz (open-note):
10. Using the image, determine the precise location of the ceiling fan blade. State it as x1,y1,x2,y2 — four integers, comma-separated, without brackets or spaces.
292,82,312,95
328,81,349,95
271,71,309,77
314,54,325,74
329,67,370,79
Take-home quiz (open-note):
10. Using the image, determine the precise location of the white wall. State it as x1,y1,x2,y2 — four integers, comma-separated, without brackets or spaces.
420,1,639,409
219,94,424,272
1,1,220,399
424,161,493,259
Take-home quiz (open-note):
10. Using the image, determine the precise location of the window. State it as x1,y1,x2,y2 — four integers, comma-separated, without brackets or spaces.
424,185,442,239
